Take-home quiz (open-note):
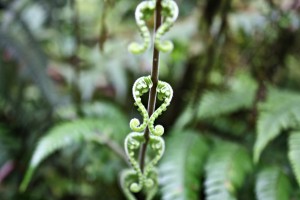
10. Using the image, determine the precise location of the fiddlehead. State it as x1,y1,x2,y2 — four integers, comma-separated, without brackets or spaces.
122,0,178,199
120,169,141,200
154,0,179,53
123,132,145,195
144,135,165,188
130,76,153,132
128,0,156,54
148,81,173,136
145,169,159,200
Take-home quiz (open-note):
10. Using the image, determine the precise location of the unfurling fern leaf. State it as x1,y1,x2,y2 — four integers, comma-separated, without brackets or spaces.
254,89,300,163
204,142,252,200
20,118,124,192
198,73,257,119
288,131,300,187
255,167,291,200
159,130,208,200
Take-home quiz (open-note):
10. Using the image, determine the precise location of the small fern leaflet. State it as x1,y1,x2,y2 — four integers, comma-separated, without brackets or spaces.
288,131,300,187
254,89,300,162
255,167,291,200
204,142,252,200
159,130,208,200
198,73,257,119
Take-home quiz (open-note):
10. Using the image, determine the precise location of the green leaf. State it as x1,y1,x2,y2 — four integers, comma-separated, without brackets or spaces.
254,89,300,162
198,73,257,119
20,118,125,192
159,130,209,200
255,167,291,200
288,131,300,187
204,142,252,200
55,102,129,141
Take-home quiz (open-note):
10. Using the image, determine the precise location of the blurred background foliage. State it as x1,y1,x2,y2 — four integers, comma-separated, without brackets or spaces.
0,0,300,199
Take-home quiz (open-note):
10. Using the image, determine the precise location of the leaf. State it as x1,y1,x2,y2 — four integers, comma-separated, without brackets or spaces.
159,130,209,200
55,102,129,141
254,89,300,162
255,167,291,200
204,142,252,200
198,73,257,119
20,118,125,191
288,131,300,187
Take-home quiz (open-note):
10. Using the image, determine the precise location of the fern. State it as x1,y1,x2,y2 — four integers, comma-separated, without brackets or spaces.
255,167,291,200
55,102,129,140
254,89,300,162
204,142,252,200
288,131,300,187
198,73,257,119
159,130,208,200
20,118,124,191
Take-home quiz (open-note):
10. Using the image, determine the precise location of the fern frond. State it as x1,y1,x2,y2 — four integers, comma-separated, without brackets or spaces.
198,73,257,119
55,102,129,141
288,131,300,187
255,167,291,200
204,142,252,200
254,89,300,162
159,130,208,200
20,118,122,192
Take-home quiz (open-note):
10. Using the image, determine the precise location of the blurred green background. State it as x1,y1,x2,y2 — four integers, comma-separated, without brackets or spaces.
1,0,300,199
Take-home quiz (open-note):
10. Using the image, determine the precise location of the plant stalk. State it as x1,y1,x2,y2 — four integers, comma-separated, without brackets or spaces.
139,0,162,172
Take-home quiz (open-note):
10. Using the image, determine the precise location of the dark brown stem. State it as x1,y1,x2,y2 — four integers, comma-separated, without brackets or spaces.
139,0,162,172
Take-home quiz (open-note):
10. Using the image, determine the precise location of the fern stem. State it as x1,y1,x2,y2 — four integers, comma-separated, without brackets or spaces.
139,0,163,172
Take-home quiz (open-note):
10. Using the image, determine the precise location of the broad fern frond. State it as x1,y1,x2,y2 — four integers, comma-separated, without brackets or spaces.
198,73,257,119
255,167,291,200
20,118,124,191
288,131,300,187
55,102,129,141
159,130,208,200
204,142,252,200
254,89,300,162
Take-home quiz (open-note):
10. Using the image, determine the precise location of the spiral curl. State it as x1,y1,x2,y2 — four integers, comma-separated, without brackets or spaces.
154,0,179,53
120,169,140,200
144,135,165,187
130,76,153,132
148,81,173,136
123,132,145,195
128,0,156,54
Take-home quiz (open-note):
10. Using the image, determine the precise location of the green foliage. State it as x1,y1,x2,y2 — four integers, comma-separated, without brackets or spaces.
1,0,300,199
254,89,300,162
288,131,300,187
20,118,125,191
198,73,257,119
159,130,208,200
55,102,129,139
255,167,291,200
204,142,252,200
